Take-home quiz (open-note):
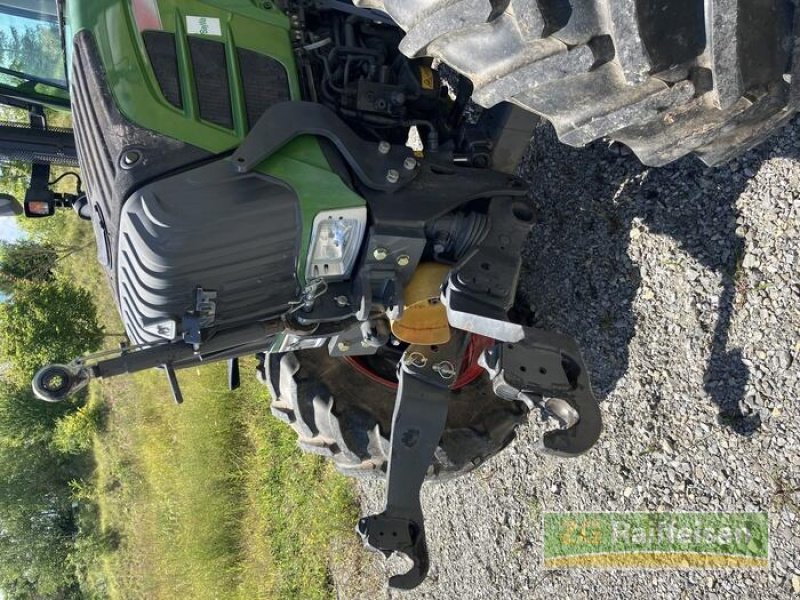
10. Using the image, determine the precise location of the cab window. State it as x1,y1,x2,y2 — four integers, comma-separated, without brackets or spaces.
0,1,65,88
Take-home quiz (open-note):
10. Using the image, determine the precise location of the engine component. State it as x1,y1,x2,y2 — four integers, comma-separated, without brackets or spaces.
292,4,447,150
426,211,489,262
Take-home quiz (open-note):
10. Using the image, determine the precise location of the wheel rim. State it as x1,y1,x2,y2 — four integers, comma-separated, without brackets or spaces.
345,334,494,390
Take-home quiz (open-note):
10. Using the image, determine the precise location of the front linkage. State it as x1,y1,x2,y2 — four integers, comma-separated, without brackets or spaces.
358,326,600,588
358,198,601,588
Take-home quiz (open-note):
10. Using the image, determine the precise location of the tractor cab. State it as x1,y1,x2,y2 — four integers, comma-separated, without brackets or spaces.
0,0,82,219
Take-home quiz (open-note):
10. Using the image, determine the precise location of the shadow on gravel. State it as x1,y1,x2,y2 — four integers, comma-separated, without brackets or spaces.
517,117,800,436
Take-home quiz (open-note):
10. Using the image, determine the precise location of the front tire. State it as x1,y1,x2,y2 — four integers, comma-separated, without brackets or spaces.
261,347,528,480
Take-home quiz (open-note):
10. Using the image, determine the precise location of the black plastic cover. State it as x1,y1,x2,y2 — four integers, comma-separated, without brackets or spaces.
117,160,300,344
70,31,211,285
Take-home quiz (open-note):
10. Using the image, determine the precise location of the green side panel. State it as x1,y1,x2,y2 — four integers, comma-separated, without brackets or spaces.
65,0,364,282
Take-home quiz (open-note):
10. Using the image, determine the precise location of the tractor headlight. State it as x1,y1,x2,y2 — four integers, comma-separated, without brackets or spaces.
306,207,367,280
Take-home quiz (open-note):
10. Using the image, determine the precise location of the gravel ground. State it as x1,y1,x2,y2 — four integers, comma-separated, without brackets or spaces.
340,119,800,599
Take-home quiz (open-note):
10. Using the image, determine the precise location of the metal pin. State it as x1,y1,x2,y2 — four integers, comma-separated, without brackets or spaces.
433,361,456,380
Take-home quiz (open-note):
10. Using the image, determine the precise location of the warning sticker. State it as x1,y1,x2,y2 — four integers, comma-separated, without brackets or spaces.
186,15,222,36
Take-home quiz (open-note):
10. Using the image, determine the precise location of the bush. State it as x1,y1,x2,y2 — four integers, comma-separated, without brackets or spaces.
0,381,75,447
53,400,103,455
0,239,58,293
0,280,103,382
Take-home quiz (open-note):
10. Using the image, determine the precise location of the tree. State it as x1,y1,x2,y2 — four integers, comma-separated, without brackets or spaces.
0,281,103,382
0,239,58,294
0,433,86,599
0,23,65,84
0,384,88,600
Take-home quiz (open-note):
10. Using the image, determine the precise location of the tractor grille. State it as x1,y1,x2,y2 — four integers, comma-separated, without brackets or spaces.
238,48,290,128
141,31,290,129
142,31,183,109
189,37,233,128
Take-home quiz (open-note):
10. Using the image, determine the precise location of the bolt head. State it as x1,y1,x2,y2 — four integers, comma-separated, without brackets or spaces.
334,295,349,307
337,341,350,352
373,247,389,261
120,150,141,167
378,140,391,155
396,254,410,267
386,169,400,184
403,157,417,170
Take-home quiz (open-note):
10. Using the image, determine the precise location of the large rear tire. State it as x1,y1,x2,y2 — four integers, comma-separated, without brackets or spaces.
261,347,529,480
359,0,799,166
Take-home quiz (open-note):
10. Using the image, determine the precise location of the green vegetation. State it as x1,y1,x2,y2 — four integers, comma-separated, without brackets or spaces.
0,278,104,380
0,167,364,598
0,16,66,83
91,364,358,599
0,239,58,292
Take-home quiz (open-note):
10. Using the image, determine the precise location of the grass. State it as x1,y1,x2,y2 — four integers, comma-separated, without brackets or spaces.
92,364,359,600
40,205,367,599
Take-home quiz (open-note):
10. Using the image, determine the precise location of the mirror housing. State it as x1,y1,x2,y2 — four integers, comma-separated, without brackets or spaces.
0,193,22,217
24,186,56,218
72,195,92,221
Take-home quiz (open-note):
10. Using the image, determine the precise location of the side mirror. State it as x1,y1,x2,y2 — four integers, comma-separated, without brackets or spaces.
0,193,22,217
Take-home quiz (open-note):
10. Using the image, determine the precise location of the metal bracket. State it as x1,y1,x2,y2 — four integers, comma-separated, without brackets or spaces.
328,319,389,357
442,196,534,342
480,327,602,457
357,333,467,589
230,101,416,192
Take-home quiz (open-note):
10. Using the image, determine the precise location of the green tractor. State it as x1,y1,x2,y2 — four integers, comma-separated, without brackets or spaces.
1,0,797,588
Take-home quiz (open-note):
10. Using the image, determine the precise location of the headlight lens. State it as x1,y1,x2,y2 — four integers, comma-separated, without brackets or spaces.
306,207,366,280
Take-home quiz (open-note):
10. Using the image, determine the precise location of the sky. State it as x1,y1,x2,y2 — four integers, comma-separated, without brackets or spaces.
0,217,23,242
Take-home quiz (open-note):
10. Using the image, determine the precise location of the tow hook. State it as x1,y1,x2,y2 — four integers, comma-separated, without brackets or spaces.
480,326,602,457
359,326,601,589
